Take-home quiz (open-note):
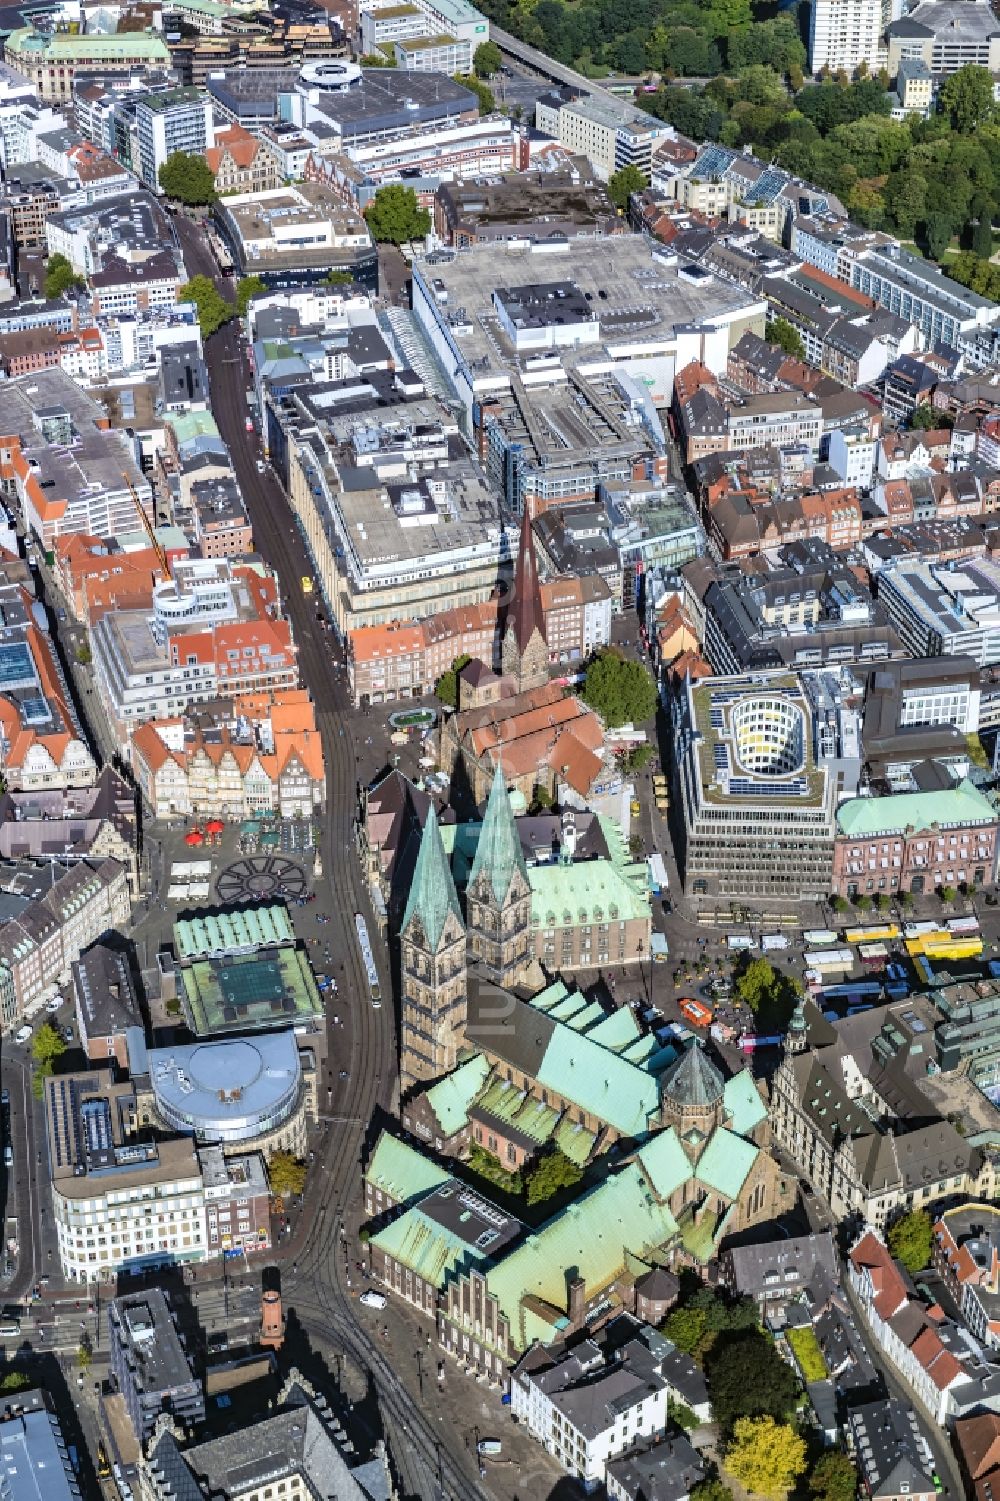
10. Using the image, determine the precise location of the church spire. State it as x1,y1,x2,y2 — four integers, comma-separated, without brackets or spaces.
469,762,528,909
401,803,463,952
508,505,546,656
501,507,548,692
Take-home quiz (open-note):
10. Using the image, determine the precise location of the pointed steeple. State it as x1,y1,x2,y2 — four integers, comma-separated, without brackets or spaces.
469,762,529,908
508,505,546,652
402,803,463,951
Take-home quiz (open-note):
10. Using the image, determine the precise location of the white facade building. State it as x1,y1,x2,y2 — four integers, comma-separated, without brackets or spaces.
809,0,882,78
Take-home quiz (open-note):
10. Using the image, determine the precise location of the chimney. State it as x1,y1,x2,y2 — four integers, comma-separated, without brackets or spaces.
567,1275,586,1326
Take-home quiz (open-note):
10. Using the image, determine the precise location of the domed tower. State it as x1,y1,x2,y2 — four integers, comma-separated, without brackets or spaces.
466,763,532,988
660,1038,727,1161
786,997,809,1056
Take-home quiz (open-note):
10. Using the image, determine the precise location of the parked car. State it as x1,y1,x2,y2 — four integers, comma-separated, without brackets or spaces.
14,1025,31,1044
359,1290,387,1310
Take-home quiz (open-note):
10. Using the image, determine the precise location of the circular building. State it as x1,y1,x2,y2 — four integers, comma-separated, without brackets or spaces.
147,1032,306,1158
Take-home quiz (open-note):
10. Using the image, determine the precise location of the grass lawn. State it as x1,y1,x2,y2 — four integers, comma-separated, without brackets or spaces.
786,1325,827,1383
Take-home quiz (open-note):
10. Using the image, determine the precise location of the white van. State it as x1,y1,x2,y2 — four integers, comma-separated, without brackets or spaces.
14,1025,31,1044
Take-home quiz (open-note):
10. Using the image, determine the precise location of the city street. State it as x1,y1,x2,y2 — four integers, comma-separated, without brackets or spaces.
172,213,499,1501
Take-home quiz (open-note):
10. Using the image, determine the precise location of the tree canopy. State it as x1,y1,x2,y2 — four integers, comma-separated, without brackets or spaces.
525,1147,583,1205
0,1372,30,1394
473,39,502,76
768,317,804,358
179,276,234,338
581,649,656,728
809,1451,859,1501
704,1329,800,1430
158,151,217,205
725,1417,807,1500
32,1021,66,1069
887,1208,933,1273
940,65,995,133
733,955,802,1029
268,1151,307,1198
236,275,267,318
690,1482,733,1501
435,654,472,709
44,253,83,300
662,1286,758,1364
364,184,431,245
608,164,647,210
453,73,496,115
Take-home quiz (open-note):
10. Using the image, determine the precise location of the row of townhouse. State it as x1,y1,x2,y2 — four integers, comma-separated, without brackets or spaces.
0,857,130,1033
130,696,326,819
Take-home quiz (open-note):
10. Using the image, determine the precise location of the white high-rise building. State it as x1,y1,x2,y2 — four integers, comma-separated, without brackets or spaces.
809,0,882,75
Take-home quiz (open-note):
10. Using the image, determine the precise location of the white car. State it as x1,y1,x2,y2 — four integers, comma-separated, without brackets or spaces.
359,1290,387,1310
45,997,61,1013
14,1025,31,1044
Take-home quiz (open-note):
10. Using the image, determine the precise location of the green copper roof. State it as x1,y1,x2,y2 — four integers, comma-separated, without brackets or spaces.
370,1203,494,1291
486,1161,679,1352
167,410,220,446
425,1055,490,1136
535,1024,661,1139
402,803,463,952
553,1117,597,1166
723,1069,767,1137
693,1126,758,1200
364,1130,450,1206
662,1040,725,1110
468,765,528,908
635,1128,692,1200
474,1078,559,1145
836,778,997,839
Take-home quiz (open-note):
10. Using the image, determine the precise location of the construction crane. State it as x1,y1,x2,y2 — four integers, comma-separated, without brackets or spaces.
121,471,169,577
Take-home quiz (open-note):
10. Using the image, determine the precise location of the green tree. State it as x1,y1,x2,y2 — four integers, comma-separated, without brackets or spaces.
898,889,915,908
768,316,804,357
77,1333,93,1371
32,1021,66,1071
874,893,890,914
830,894,849,913
608,164,648,211
887,1208,933,1272
179,276,235,338
324,269,354,285
972,214,994,259
43,253,83,300
75,642,92,666
530,784,555,811
663,1303,708,1356
364,183,431,245
733,956,802,1027
940,884,957,904
910,402,939,430
434,653,472,709
809,1451,859,1501
853,893,871,912
0,1372,29,1393
473,39,502,77
359,51,394,65
525,1147,582,1205
268,1151,307,1198
690,1483,733,1501
158,150,217,205
236,274,267,318
705,1330,800,1430
582,649,656,728
668,1397,699,1430
726,1417,807,1500
925,212,954,261
940,64,995,133
453,73,496,114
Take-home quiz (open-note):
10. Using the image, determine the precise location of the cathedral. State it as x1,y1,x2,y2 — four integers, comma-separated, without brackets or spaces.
399,763,533,1092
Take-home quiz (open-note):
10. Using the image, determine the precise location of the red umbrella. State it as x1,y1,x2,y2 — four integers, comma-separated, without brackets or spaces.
185,829,204,846
205,818,224,835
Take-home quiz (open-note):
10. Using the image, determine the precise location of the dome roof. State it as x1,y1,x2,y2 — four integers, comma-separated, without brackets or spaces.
662,1038,725,1111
